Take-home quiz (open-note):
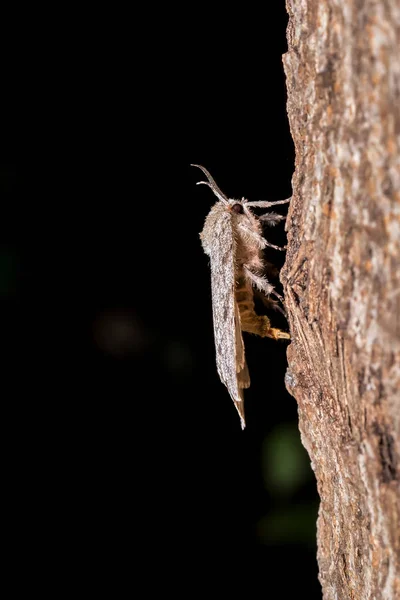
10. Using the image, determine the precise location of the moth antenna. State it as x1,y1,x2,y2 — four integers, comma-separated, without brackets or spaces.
191,164,229,204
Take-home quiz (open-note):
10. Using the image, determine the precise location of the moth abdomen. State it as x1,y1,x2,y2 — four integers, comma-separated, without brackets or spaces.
235,289,253,304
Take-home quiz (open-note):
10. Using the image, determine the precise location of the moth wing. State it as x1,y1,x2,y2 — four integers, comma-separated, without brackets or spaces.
207,208,250,428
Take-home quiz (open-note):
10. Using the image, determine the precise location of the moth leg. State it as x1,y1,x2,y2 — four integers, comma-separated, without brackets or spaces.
243,266,283,303
245,198,291,208
237,272,290,339
259,212,286,226
238,222,287,251
254,289,287,317
240,310,290,340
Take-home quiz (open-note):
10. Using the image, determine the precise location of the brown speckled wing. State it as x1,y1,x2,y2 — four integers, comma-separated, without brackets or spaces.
204,207,250,428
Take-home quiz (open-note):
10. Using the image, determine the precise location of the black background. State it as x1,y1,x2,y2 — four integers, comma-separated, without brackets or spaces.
9,2,321,597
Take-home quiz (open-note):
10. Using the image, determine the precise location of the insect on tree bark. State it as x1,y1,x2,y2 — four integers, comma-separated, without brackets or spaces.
193,164,290,429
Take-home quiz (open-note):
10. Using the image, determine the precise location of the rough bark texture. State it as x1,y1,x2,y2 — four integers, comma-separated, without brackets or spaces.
281,1,400,598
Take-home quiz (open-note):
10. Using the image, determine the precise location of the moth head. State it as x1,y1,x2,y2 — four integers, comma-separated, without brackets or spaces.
230,202,244,214
228,198,253,223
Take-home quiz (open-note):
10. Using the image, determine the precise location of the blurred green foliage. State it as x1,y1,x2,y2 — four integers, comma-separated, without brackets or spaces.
258,423,318,546
262,423,312,496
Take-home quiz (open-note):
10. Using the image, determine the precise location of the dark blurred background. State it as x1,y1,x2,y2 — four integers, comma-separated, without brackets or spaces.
9,2,320,597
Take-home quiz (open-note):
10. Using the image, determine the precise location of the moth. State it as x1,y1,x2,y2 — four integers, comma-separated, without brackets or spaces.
192,164,290,429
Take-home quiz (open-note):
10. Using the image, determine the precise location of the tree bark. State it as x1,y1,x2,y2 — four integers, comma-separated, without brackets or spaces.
281,1,400,598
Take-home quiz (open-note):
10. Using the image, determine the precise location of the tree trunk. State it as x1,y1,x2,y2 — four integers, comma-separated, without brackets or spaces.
281,1,400,598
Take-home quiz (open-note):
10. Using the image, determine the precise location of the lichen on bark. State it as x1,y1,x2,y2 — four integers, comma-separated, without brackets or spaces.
281,1,400,598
